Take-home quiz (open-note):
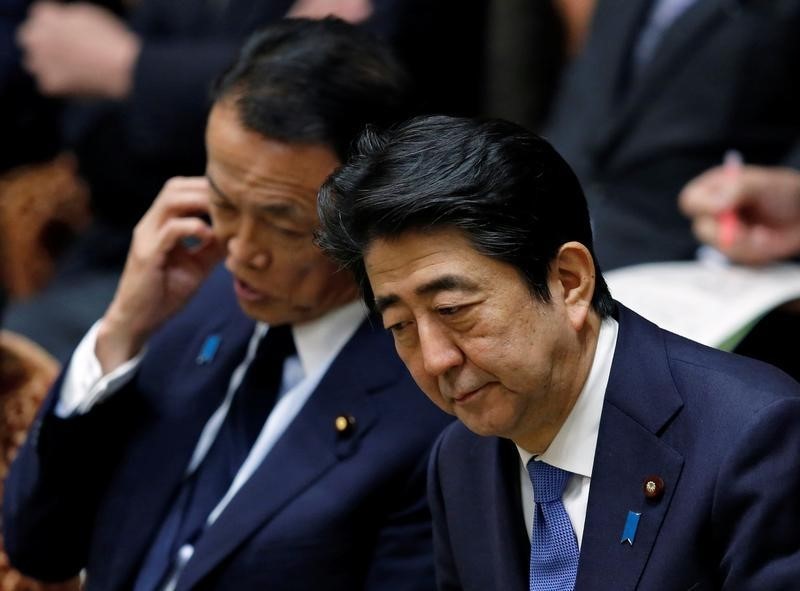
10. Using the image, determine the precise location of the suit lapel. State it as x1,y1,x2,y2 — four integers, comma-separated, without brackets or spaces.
176,316,400,590
597,0,739,154
572,0,652,149
104,291,254,585
489,438,531,591
575,407,684,590
575,305,684,590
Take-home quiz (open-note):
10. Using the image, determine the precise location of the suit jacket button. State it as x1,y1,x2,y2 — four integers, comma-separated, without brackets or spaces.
643,475,665,500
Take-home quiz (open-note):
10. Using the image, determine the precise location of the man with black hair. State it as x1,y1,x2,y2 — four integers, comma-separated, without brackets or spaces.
7,0,488,362
3,20,450,591
316,115,800,590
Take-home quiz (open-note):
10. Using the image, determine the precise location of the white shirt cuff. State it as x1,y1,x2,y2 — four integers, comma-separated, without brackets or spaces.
55,321,147,417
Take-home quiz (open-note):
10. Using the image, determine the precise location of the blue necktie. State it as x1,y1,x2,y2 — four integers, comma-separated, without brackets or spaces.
528,460,579,591
133,325,295,591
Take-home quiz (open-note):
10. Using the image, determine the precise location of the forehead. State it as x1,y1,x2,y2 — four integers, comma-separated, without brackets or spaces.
205,101,339,212
365,229,524,305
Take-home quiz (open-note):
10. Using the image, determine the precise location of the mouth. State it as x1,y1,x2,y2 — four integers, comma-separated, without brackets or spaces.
451,383,490,405
233,277,271,303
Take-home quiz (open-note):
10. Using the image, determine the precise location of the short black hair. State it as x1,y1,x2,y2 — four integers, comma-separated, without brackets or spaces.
316,115,614,317
212,18,415,161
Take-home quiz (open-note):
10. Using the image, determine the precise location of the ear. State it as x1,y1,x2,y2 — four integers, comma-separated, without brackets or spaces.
549,241,596,331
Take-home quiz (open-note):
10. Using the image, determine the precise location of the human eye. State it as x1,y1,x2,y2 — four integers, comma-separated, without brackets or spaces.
260,210,312,241
386,320,411,334
209,195,236,215
276,225,308,239
436,301,479,329
382,310,415,336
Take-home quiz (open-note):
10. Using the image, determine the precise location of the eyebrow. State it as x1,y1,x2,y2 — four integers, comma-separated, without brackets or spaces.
206,174,231,203
373,275,482,315
206,174,304,221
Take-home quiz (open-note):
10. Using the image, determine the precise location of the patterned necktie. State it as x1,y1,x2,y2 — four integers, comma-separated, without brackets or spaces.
528,460,580,591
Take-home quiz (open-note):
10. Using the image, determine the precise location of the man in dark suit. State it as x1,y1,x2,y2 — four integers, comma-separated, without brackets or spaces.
3,19,450,590
316,115,800,590
7,0,488,362
544,0,800,270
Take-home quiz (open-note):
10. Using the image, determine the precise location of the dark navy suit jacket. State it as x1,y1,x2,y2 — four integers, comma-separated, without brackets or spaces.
3,266,452,590
428,304,800,590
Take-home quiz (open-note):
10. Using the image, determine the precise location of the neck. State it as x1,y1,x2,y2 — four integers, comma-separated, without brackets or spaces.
514,311,602,455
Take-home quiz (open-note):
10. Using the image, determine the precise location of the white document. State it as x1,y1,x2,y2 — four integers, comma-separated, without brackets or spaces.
605,260,800,350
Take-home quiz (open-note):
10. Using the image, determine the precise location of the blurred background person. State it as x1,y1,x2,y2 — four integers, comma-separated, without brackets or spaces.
484,0,595,132
538,0,800,381
544,0,800,270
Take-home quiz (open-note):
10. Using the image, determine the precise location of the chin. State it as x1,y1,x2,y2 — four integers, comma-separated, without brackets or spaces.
457,416,502,438
238,299,293,325
456,406,517,439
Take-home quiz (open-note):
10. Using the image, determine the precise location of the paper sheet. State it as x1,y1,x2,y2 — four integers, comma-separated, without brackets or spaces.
605,261,800,350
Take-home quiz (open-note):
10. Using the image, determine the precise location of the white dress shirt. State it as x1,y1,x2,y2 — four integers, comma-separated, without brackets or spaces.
57,298,368,587
516,317,619,548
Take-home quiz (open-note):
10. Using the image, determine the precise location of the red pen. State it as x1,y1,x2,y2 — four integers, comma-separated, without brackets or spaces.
718,150,742,249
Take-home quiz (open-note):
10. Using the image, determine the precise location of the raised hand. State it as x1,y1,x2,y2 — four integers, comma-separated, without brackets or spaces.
96,177,225,373
17,1,140,98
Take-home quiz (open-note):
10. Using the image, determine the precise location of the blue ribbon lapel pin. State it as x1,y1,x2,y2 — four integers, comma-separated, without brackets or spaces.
197,334,222,365
620,511,641,546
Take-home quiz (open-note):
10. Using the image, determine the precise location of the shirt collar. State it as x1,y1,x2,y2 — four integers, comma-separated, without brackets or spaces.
255,299,368,377
517,316,619,478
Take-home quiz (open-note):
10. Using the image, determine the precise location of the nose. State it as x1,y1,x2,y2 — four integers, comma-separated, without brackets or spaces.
417,320,463,378
226,217,270,270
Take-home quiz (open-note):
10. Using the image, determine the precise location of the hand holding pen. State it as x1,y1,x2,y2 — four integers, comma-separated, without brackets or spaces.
679,158,800,265
717,150,743,250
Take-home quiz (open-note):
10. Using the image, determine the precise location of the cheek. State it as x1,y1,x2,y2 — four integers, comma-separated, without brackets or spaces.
280,254,356,309
270,247,321,283
210,213,233,240
459,338,505,379
292,256,342,293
